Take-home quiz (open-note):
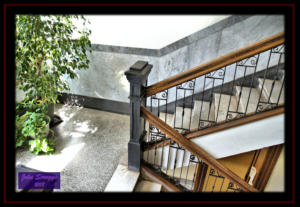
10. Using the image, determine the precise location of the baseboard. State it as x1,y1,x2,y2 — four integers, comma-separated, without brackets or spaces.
58,92,130,115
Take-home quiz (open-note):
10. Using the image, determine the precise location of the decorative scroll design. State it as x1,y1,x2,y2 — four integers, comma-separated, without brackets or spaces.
199,120,215,128
227,182,242,192
205,67,226,79
189,154,201,164
226,112,244,120
271,44,285,54
149,125,165,142
176,79,195,90
256,103,277,112
236,54,259,67
151,90,168,100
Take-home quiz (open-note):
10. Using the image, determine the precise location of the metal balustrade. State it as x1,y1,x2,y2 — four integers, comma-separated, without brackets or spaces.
125,32,285,192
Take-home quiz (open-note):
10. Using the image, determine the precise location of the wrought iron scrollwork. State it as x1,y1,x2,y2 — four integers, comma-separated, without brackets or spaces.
205,67,226,79
257,103,277,112
271,45,285,54
151,90,168,100
176,79,195,90
236,54,259,67
227,182,242,192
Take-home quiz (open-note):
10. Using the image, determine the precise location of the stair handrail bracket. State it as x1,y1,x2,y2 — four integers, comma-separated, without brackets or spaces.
125,61,153,171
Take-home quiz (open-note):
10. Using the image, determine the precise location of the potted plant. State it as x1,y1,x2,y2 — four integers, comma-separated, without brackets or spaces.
16,110,54,155
15,15,92,154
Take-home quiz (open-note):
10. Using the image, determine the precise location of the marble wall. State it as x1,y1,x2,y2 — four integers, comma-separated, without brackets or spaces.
155,15,284,104
16,15,284,104
61,52,159,103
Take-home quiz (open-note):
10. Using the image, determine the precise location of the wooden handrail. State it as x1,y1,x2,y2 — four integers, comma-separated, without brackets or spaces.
141,106,258,192
145,32,284,97
144,106,284,151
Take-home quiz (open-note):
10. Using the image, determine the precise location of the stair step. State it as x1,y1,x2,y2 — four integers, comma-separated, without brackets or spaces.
190,100,215,130
104,164,140,192
174,107,192,131
159,112,175,128
258,78,284,104
134,180,162,192
214,93,239,122
235,86,261,113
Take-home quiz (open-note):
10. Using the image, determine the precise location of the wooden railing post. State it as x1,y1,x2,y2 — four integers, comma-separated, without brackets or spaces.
125,61,152,171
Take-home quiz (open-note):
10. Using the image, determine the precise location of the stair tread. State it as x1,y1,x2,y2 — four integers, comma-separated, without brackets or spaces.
190,100,215,130
104,164,140,192
159,112,175,127
174,107,192,130
214,93,239,122
235,86,261,113
135,180,162,192
258,78,284,104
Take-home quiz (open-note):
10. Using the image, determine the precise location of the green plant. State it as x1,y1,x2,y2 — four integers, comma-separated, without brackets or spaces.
29,130,55,155
15,15,91,154
16,15,92,103
15,109,54,154
15,115,27,148
21,111,49,138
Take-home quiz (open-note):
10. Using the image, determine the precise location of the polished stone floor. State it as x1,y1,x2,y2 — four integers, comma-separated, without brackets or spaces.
16,104,130,192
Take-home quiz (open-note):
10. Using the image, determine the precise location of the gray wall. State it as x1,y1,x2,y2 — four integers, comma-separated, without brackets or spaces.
62,52,159,103
64,15,284,104
16,15,284,104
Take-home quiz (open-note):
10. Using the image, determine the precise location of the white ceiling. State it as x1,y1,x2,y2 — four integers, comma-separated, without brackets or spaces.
80,15,230,49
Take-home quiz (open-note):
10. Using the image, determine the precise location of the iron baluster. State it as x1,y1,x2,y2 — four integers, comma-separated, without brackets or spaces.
276,76,285,106
226,62,239,121
174,86,178,129
267,52,284,104
188,79,196,131
172,143,179,180
255,49,273,112
244,54,261,114
184,155,193,187
207,78,215,123
215,67,227,122
179,148,186,186
198,76,207,129
181,89,186,130
218,171,225,192
235,65,249,114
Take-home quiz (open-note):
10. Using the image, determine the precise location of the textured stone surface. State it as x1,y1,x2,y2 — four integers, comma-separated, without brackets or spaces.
134,180,162,192
104,164,140,192
258,78,285,104
62,52,159,104
174,107,192,130
16,104,130,192
214,93,239,122
190,100,215,130
55,15,284,105
235,86,261,113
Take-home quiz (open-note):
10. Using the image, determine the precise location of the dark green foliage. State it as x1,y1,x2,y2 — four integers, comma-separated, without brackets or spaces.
15,15,92,154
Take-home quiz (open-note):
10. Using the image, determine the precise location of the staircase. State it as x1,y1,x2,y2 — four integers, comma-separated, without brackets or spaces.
125,32,285,192
143,76,285,167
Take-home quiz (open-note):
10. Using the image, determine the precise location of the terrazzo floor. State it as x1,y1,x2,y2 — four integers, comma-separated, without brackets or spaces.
16,104,130,192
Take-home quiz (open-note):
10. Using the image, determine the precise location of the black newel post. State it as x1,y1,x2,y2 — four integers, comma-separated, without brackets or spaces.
125,61,152,171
